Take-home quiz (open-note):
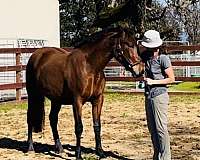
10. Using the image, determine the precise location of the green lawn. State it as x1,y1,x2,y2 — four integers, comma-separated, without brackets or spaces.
0,101,27,112
0,82,199,112
0,99,50,112
106,81,200,92
0,91,199,113
169,82,200,92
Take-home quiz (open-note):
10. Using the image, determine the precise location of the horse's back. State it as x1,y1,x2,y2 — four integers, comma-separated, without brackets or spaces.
26,47,71,100
30,47,69,61
27,47,70,76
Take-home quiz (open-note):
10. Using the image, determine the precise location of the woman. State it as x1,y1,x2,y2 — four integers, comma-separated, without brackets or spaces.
139,30,175,160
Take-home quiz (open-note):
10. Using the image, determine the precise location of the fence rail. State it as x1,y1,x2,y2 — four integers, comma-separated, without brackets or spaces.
163,45,200,52
108,61,200,67
0,45,199,101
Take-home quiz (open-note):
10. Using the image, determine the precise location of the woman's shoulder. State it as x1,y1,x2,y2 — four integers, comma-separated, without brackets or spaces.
159,54,169,58
159,54,170,61
159,54,171,67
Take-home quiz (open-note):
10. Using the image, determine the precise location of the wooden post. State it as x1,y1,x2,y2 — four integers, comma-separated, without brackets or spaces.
16,50,22,101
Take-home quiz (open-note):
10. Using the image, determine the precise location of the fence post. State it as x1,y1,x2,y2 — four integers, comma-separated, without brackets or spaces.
16,49,22,101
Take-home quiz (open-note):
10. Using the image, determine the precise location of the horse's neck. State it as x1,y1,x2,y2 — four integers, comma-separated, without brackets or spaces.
84,40,113,72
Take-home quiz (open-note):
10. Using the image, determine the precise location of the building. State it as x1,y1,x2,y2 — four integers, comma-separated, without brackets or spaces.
0,0,60,100
0,0,60,47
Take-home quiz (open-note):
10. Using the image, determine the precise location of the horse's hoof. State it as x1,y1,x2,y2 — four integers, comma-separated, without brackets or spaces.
27,142,34,152
75,151,82,160
55,145,64,154
98,152,106,158
55,148,64,154
75,153,82,160
27,144,35,152
55,139,64,154
75,152,82,160
96,148,106,158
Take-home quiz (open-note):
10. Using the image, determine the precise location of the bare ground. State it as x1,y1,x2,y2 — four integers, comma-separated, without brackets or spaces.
0,93,200,160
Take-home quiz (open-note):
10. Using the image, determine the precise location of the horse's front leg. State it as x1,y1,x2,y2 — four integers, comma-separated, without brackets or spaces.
73,97,83,160
49,102,63,153
91,94,106,158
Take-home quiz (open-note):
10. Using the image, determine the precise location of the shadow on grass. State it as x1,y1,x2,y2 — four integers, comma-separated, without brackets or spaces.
0,137,132,160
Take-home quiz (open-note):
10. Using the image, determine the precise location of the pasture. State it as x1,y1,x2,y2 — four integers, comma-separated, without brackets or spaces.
0,93,199,160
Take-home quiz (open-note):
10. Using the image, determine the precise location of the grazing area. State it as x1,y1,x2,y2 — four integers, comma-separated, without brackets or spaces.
0,93,199,160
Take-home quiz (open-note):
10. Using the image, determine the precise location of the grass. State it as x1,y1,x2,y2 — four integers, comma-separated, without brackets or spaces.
0,89,199,113
106,81,200,92
0,101,27,112
0,98,50,112
104,92,144,103
169,82,200,92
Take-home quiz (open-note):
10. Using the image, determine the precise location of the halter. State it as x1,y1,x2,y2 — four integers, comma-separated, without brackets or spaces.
113,39,142,77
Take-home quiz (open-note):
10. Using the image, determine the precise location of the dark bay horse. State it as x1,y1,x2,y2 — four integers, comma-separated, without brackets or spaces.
26,27,144,159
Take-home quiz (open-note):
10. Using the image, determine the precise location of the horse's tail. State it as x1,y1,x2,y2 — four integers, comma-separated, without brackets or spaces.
26,54,45,133
27,97,45,133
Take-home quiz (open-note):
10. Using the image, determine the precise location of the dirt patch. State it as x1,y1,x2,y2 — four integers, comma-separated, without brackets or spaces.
0,94,200,160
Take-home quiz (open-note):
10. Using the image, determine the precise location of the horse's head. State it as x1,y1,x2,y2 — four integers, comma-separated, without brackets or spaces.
111,28,144,78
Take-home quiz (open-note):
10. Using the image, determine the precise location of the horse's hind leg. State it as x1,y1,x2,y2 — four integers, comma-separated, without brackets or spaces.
49,101,63,153
27,97,35,151
91,94,106,158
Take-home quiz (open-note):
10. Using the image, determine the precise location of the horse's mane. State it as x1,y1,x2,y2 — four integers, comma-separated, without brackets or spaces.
74,27,135,48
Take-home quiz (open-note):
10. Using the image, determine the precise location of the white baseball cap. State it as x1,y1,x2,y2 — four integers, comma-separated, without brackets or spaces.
141,30,163,48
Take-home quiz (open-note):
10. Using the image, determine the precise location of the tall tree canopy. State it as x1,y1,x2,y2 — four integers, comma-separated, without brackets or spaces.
59,0,200,47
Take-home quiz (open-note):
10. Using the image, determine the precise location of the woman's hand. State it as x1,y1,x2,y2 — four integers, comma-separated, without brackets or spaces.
144,78,154,85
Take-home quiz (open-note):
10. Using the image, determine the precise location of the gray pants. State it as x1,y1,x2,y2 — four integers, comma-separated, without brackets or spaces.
145,92,171,160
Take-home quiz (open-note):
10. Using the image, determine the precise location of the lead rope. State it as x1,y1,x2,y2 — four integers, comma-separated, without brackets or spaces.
144,61,151,98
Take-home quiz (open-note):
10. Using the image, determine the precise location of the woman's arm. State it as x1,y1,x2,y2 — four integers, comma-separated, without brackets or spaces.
145,66,175,85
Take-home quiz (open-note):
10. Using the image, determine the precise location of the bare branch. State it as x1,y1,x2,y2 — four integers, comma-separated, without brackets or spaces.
147,7,167,21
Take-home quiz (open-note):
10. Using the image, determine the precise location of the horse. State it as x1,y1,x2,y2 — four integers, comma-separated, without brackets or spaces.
26,27,144,159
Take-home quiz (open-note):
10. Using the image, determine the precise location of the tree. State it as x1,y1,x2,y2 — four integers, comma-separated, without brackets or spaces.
60,0,156,46
93,0,146,33
184,2,200,44
59,0,200,47
172,0,200,44
60,0,96,47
